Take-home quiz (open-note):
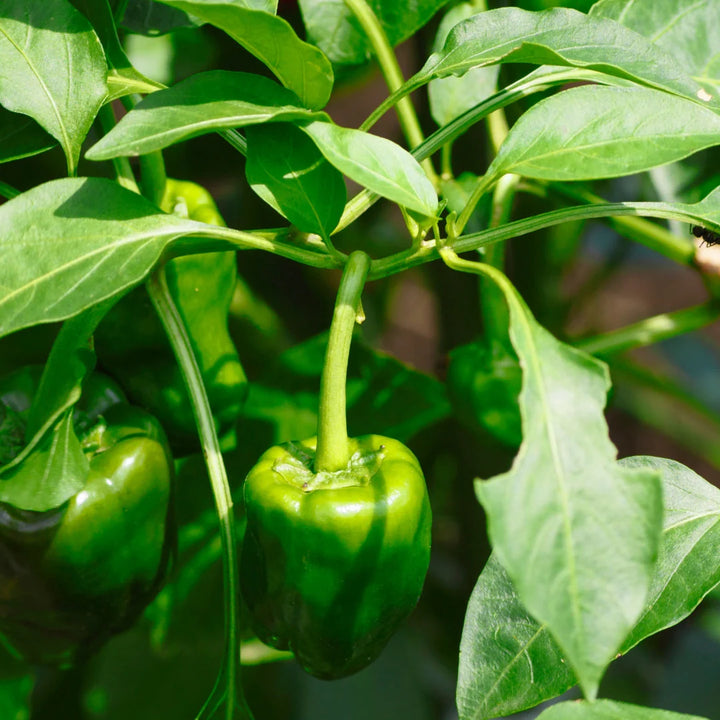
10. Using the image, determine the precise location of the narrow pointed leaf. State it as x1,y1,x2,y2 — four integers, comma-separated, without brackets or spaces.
86,70,323,159
156,0,333,109
537,700,709,720
245,122,346,238
0,0,108,174
486,86,720,183
416,7,715,108
301,120,438,216
0,178,210,338
591,0,720,94
474,267,663,698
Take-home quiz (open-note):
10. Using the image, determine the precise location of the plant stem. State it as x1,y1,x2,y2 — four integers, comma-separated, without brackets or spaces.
574,301,720,357
147,268,252,720
0,180,20,200
314,251,372,473
342,0,437,185
219,129,248,156
139,151,167,207
97,105,140,193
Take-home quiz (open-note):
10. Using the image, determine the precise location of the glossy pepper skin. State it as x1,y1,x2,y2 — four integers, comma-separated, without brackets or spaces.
0,367,175,667
95,178,247,452
240,434,432,680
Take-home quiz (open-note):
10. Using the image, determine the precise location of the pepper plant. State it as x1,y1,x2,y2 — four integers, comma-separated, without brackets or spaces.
2,0,720,719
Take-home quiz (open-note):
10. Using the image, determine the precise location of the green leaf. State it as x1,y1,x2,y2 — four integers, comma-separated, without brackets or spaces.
536,700,709,720
120,0,200,34
474,266,663,698
486,86,720,183
0,108,55,164
619,456,720,652
0,0,108,174
428,2,499,127
0,178,208,339
300,120,438,216
298,0,450,66
239,333,450,446
70,0,165,101
245,122,346,238
457,555,575,720
155,0,333,109
591,0,720,96
86,70,323,159
457,456,720,719
0,672,32,720
0,408,88,511
416,7,715,108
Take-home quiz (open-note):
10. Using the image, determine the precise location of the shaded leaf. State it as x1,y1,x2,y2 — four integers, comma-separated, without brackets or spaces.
0,0,108,174
121,0,200,34
86,70,323,159
245,122,346,238
487,86,720,183
301,120,438,215
536,699,708,720
298,0,450,66
473,265,663,698
416,7,715,108
0,178,209,338
156,0,333,109
0,109,55,164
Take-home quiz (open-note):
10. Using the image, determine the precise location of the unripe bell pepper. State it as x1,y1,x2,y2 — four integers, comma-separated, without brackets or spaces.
95,178,247,452
240,434,432,679
0,367,175,667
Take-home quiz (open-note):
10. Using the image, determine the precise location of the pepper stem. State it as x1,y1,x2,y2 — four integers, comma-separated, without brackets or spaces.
314,251,372,473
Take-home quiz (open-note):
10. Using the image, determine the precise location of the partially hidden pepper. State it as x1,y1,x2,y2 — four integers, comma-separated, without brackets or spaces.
95,178,247,452
0,366,175,667
239,252,432,679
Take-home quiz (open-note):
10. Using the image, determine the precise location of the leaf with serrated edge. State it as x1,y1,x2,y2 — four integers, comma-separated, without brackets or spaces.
473,265,662,699
0,0,107,174
301,120,438,216
486,86,720,183
156,0,333,109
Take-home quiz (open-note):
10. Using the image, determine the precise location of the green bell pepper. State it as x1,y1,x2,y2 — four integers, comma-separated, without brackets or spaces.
95,178,247,452
0,366,175,667
239,252,432,680
240,434,431,679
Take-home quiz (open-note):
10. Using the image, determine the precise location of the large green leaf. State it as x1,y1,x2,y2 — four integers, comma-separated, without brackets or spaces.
0,178,209,339
591,0,720,95
86,70,323,159
486,86,720,183
0,0,108,174
472,265,663,699
298,0,450,66
245,122,346,238
427,2,499,127
536,700,708,720
155,0,333,109
415,7,714,108
300,120,438,216
0,108,55,163
457,456,720,719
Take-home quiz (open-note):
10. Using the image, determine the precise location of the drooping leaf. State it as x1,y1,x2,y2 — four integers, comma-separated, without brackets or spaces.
536,699,709,720
86,70,324,159
120,0,200,34
300,120,438,216
0,109,55,164
415,7,715,108
457,455,720,719
298,0,450,66
0,178,212,339
155,0,333,109
245,122,346,238
485,86,720,184
591,0,720,95
70,0,165,100
471,264,663,698
456,555,575,720
428,2,499,127
0,0,108,174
